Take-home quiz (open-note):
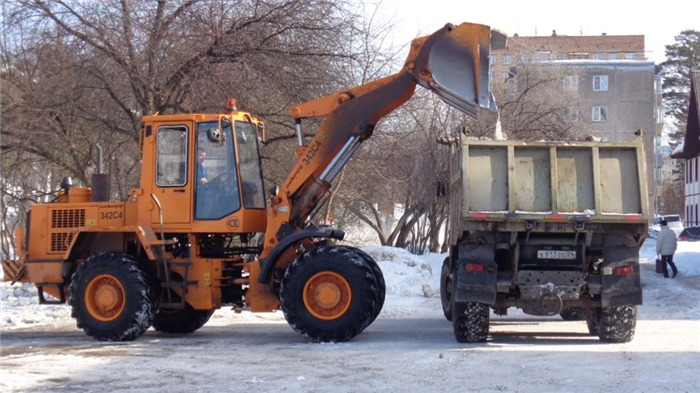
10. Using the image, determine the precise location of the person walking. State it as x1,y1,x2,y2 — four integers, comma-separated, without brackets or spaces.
656,219,679,278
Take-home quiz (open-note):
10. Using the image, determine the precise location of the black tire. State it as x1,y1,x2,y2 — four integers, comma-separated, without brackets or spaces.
152,304,214,334
560,308,586,321
586,308,600,336
335,246,385,323
69,252,156,341
440,257,453,321
452,301,490,343
280,246,377,343
598,305,637,343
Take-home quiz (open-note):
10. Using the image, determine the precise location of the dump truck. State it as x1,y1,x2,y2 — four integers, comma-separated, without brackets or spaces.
2,22,505,342
439,134,649,343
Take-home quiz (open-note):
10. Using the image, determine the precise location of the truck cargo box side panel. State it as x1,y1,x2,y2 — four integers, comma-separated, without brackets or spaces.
599,149,641,214
556,149,595,212
514,148,551,212
467,147,507,212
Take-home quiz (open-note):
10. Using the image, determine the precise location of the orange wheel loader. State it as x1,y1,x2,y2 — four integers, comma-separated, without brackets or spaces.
2,22,505,342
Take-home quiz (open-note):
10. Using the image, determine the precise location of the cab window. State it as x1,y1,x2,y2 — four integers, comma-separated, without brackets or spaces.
235,121,266,209
156,126,188,187
194,120,241,220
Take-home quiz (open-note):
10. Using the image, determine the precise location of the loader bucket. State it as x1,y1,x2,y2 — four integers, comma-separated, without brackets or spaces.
420,23,506,125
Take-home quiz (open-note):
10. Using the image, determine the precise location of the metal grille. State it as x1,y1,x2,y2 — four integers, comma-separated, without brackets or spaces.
51,209,85,229
50,232,74,252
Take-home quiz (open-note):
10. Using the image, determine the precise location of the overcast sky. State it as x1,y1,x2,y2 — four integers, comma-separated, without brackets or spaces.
376,0,698,63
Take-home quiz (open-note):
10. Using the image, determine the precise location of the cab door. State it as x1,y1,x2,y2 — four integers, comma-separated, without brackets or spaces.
151,123,192,224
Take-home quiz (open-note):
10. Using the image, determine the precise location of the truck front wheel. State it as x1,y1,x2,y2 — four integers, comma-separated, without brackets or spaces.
452,301,490,343
598,305,637,343
440,257,453,321
280,246,377,343
69,252,157,341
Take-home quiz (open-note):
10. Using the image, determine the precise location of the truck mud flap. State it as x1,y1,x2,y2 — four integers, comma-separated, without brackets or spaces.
453,246,497,305
601,247,642,307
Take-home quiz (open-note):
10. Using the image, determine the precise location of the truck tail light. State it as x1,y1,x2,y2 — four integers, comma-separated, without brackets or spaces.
466,263,484,273
615,266,635,276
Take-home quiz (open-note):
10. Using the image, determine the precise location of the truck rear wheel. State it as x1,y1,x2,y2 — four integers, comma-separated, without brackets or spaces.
598,305,637,343
280,246,377,343
69,252,156,341
440,257,453,321
152,304,214,334
452,301,490,343
586,308,600,335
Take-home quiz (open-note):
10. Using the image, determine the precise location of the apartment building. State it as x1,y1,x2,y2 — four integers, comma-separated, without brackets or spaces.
489,32,659,214
671,71,700,227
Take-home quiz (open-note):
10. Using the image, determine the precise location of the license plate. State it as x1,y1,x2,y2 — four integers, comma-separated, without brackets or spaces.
537,250,576,259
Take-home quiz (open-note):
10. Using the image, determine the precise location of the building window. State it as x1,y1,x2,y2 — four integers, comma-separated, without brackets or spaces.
503,72,510,81
563,75,578,91
556,54,566,60
592,106,608,122
609,53,618,60
489,72,495,82
520,54,528,63
567,107,580,122
503,54,512,65
625,52,635,59
593,75,609,91
532,52,551,62
593,53,603,60
490,55,496,65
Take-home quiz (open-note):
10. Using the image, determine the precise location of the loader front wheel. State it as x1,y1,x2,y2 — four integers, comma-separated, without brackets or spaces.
335,246,385,323
69,252,156,341
152,304,214,334
280,246,377,343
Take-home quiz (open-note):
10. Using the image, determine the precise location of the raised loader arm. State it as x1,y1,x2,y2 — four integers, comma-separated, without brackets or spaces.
256,22,506,286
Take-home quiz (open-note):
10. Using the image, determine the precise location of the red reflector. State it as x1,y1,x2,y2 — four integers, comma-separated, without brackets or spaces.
466,263,484,273
679,236,688,241
615,266,635,276
472,214,488,219
548,215,566,220
625,216,642,221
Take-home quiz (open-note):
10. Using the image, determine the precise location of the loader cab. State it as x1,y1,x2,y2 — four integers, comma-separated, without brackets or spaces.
139,106,267,233
194,118,266,220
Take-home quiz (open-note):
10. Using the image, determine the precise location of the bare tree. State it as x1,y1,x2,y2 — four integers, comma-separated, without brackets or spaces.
490,46,584,141
0,0,373,259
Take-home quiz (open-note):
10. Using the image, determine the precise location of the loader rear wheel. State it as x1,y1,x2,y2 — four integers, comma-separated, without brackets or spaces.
452,301,490,343
152,304,214,334
280,246,377,343
440,257,453,321
598,305,637,343
69,252,156,341
335,246,385,323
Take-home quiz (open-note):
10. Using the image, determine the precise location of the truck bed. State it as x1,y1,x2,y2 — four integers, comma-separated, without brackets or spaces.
448,135,650,237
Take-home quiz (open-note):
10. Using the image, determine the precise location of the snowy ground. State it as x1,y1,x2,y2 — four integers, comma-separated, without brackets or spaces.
1,239,699,392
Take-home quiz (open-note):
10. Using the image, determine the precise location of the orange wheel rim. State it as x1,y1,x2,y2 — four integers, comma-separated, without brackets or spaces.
303,271,352,321
84,274,126,322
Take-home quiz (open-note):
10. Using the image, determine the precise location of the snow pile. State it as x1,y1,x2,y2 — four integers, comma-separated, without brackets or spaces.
1,283,70,326
361,246,438,298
